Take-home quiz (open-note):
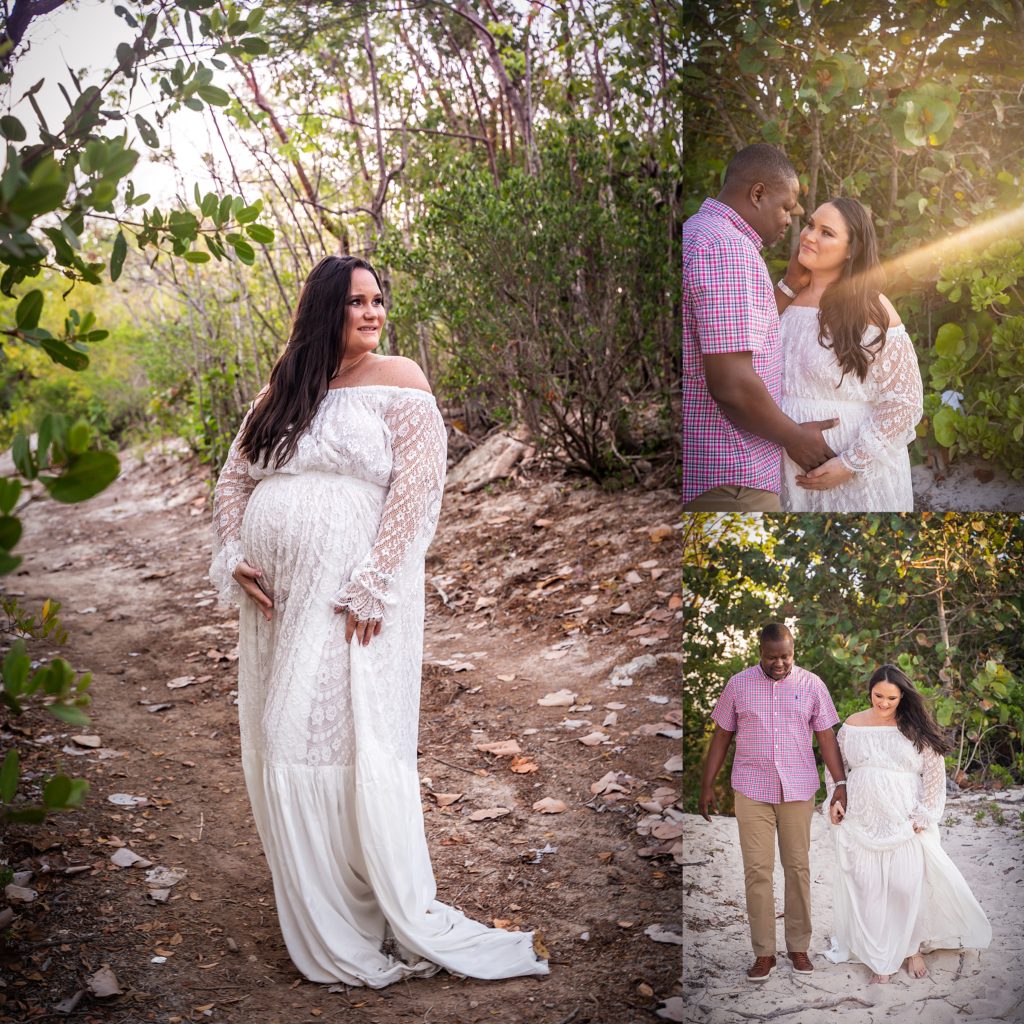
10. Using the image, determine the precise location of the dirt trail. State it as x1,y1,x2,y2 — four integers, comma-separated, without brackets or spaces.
1,442,682,1024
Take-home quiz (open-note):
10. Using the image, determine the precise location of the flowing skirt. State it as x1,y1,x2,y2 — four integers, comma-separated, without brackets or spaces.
237,471,548,986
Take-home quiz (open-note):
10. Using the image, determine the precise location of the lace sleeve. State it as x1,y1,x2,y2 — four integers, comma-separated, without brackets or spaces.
838,326,923,473
911,746,947,829
332,392,447,622
210,404,260,606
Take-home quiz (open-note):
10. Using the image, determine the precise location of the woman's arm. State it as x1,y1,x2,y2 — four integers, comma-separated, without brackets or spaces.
333,390,447,636
911,746,947,830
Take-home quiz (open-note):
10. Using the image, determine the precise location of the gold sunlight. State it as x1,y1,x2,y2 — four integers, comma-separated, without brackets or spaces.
882,203,1024,280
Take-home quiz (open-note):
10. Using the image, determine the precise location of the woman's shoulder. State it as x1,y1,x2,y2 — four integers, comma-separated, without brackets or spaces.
878,293,902,328
844,710,871,727
360,355,432,393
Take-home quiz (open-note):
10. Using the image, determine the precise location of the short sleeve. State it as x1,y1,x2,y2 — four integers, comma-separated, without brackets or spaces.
710,680,738,732
809,677,840,731
688,241,773,356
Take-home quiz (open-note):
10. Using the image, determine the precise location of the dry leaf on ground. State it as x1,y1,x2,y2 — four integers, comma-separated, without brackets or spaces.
538,688,576,707
645,923,683,945
532,797,568,814
579,731,610,746
474,739,521,757
71,734,102,748
510,756,539,774
86,966,123,998
664,754,683,772
468,807,511,821
432,793,463,807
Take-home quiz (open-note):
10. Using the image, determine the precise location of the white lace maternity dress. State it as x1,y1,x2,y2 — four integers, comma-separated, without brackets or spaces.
209,384,549,987
779,305,923,511
824,724,991,975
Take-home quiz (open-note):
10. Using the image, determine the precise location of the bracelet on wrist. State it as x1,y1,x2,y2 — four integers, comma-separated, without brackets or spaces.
776,278,798,299
833,780,847,787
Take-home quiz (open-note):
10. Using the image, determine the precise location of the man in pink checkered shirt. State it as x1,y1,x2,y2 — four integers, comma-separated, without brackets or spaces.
699,624,848,982
683,144,839,511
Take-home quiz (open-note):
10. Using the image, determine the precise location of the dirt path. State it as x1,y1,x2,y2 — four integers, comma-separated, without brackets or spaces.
1,443,682,1024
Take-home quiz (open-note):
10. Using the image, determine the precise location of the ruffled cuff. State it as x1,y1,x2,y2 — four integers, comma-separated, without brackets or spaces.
910,802,936,830
210,537,245,607
332,565,394,622
838,450,867,474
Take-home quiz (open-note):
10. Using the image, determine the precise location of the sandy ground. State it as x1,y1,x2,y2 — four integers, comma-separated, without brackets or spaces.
0,442,683,1023
911,458,1024,512
682,791,1024,1023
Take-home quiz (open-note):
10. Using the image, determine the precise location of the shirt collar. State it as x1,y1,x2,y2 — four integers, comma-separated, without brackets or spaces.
699,197,765,250
756,662,794,684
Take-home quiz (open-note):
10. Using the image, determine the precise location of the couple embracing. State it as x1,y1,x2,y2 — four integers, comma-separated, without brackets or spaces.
699,624,991,984
682,143,924,512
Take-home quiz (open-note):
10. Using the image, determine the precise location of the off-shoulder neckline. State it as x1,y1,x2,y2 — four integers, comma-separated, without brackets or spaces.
783,305,905,330
324,384,435,397
841,722,900,729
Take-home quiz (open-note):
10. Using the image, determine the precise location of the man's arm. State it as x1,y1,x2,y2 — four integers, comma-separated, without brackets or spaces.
703,352,838,472
698,724,735,822
814,728,847,811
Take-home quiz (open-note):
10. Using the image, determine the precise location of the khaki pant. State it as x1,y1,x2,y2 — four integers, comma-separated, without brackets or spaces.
682,486,781,512
734,792,814,957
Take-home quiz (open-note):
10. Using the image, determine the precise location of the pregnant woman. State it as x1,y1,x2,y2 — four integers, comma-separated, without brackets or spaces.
778,197,923,511
210,255,549,987
825,665,991,983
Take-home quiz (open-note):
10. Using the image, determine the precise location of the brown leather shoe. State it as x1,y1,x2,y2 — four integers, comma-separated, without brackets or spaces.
747,955,776,981
788,951,813,974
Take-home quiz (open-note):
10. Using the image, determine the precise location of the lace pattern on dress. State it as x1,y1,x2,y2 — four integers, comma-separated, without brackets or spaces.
837,326,923,474
332,394,447,622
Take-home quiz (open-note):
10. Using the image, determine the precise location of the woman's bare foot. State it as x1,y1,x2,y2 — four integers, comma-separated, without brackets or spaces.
906,954,928,978
870,972,891,984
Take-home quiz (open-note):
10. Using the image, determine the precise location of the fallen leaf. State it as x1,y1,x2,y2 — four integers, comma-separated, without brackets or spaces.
638,982,655,997
656,996,684,1022
532,797,568,814
71,734,102,748
664,754,683,772
538,689,576,707
652,822,684,840
145,703,173,713
509,756,539,774
110,848,153,869
667,594,682,611
108,793,149,808
611,602,632,615
624,570,643,584
617,920,635,928
87,966,123,998
533,518,554,528
645,923,683,945
432,793,463,807
468,807,511,821
647,524,675,543
473,596,497,611
474,739,522,757
145,866,187,888
492,918,513,928
603,711,618,727
579,731,610,746
166,676,196,689
496,673,516,682
604,701,626,710
580,595,599,606
4,884,37,903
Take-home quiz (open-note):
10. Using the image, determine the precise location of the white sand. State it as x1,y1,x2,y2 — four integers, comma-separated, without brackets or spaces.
912,458,1024,512
682,788,1024,1023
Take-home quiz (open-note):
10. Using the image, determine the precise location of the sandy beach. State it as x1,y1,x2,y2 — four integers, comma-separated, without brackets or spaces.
682,788,1024,1023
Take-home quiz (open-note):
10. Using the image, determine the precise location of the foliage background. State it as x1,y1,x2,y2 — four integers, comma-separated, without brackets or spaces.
682,0,1024,478
681,513,1024,814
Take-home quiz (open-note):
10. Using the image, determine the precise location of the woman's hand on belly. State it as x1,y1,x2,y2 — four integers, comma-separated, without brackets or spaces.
232,560,274,620
795,456,855,491
336,608,383,647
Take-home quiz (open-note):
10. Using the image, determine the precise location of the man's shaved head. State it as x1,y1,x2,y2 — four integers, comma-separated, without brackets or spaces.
724,144,798,191
759,623,793,645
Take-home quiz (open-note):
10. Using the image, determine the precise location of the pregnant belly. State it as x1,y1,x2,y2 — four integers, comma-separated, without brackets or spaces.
241,472,385,604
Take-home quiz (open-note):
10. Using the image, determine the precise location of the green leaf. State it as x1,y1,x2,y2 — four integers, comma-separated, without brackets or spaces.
65,777,89,807
241,36,269,55
15,290,44,331
0,115,26,142
0,749,18,804
0,478,22,515
234,199,262,224
934,323,964,357
43,773,72,808
183,250,211,263
46,702,90,726
230,238,255,264
2,641,29,698
110,230,128,282
11,156,68,221
932,405,960,448
39,451,120,503
11,432,35,479
3,807,48,824
245,223,274,244
67,420,92,455
197,85,230,106
40,337,89,371
0,515,22,550
135,113,159,148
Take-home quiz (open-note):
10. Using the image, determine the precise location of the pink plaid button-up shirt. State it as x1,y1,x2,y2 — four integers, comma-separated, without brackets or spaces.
711,663,839,803
682,198,783,505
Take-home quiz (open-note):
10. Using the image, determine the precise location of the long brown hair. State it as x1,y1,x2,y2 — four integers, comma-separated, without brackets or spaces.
868,664,949,756
817,197,888,383
239,255,383,468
